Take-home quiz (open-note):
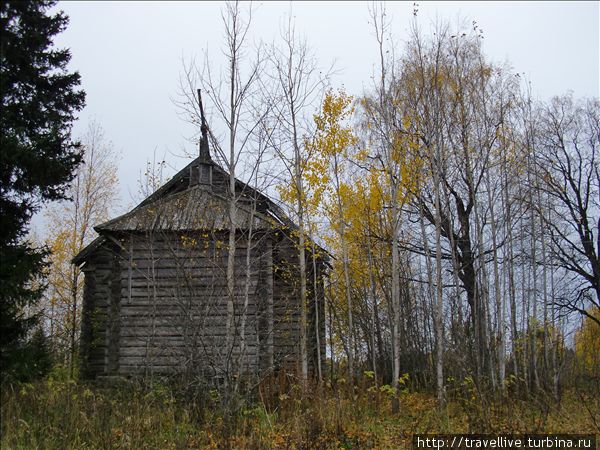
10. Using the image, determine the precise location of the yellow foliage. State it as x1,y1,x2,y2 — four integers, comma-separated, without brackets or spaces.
312,89,358,160
575,309,600,375
43,122,120,358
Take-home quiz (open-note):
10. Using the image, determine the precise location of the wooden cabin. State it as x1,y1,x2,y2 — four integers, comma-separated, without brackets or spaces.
73,128,327,382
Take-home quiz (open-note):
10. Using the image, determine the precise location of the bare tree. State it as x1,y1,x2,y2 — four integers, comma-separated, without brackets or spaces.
265,15,328,382
382,19,520,391
535,95,600,327
361,2,407,406
175,1,269,390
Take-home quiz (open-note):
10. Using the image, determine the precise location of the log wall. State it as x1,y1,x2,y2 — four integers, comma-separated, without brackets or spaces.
79,229,327,380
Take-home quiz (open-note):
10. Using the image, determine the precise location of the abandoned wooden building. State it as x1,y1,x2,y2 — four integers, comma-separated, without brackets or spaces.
73,121,327,381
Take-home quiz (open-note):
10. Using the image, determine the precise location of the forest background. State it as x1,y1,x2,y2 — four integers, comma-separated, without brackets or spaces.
1,1,599,448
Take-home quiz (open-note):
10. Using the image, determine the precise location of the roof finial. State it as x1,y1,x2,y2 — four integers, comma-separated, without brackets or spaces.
197,89,210,161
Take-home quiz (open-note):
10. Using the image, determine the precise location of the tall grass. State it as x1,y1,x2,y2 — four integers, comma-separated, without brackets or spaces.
2,370,598,449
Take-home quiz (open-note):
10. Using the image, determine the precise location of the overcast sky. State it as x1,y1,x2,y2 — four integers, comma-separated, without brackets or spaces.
48,1,599,214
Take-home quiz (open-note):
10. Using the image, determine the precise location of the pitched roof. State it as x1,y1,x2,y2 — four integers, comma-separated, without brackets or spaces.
126,157,296,229
96,184,277,232
73,155,297,265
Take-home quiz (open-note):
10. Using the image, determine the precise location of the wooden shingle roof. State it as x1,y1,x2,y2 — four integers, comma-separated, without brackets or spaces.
95,184,277,232
73,155,299,265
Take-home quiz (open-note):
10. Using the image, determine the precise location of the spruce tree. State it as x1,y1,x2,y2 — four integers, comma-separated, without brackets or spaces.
0,0,85,374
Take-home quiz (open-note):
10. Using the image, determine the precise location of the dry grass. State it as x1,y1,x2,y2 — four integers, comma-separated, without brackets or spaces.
2,373,598,449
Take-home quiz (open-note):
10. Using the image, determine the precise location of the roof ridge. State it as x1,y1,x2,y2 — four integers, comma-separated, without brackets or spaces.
95,183,281,233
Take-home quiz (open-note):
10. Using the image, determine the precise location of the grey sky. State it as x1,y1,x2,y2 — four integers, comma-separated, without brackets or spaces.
50,1,599,212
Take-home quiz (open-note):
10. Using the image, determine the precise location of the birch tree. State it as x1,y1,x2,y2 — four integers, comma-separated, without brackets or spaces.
176,1,268,390
44,120,119,375
267,17,328,382
310,89,358,381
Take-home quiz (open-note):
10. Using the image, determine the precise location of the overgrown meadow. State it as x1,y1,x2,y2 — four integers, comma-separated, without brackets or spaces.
2,366,598,449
